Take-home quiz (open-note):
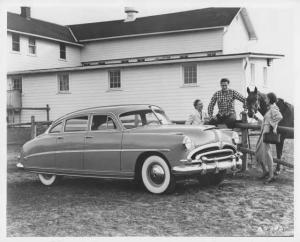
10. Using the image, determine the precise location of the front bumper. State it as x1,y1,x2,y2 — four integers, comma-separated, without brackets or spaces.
172,157,242,175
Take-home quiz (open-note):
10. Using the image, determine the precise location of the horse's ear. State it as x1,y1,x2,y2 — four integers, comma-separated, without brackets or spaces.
247,87,250,94
254,87,258,94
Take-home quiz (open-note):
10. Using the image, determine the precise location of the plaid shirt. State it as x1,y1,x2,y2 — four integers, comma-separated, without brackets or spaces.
208,89,246,118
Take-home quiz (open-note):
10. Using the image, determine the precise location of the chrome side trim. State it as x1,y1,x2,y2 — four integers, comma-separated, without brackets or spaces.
28,170,134,180
24,148,171,159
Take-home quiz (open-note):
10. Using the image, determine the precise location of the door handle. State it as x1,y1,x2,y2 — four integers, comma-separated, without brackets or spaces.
85,136,94,139
57,136,64,140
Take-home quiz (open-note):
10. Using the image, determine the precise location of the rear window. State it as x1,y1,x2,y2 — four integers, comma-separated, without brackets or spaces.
65,116,88,132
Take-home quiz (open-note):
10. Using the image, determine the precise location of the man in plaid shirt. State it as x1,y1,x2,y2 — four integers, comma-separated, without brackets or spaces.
207,78,246,128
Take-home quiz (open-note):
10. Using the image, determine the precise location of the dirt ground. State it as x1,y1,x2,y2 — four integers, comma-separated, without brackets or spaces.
6,140,294,237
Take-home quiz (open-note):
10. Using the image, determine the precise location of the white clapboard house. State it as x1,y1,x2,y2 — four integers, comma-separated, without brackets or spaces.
7,7,283,123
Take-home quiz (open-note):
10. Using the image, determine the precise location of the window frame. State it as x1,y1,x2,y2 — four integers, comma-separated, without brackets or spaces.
12,33,20,52
11,76,22,92
59,43,66,60
57,73,70,93
89,114,118,132
182,64,197,85
49,121,63,134
64,115,89,133
250,63,255,85
28,37,36,55
263,66,268,87
108,69,121,89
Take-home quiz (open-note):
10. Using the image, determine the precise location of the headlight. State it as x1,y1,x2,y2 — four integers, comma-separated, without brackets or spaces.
183,135,195,151
232,132,241,145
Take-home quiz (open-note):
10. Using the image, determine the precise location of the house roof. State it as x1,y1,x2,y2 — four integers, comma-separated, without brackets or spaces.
69,7,241,42
7,12,78,45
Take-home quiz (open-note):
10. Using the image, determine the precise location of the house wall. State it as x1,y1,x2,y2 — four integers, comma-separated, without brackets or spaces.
17,59,245,123
7,33,82,72
223,13,251,54
80,29,224,62
244,58,270,93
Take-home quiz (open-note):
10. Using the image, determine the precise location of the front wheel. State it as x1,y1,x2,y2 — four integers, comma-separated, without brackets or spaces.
141,155,175,194
38,173,60,186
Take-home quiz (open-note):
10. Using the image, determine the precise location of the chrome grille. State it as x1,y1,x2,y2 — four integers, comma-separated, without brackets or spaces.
189,144,236,163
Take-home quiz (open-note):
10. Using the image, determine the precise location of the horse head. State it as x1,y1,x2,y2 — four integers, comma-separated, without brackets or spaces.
246,87,260,118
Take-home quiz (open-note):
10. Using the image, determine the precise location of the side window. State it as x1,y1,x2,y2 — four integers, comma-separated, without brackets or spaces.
12,33,20,52
58,74,69,92
91,115,117,131
65,116,88,132
119,113,142,129
60,43,66,59
183,64,197,84
49,122,63,133
109,70,121,89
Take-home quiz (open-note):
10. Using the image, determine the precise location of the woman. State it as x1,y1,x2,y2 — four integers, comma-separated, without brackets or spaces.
254,92,283,183
185,99,208,125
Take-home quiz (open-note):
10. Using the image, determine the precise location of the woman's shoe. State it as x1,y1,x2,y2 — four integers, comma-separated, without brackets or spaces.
264,176,275,184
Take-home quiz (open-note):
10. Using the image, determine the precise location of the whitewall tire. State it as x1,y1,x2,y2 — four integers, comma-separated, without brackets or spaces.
38,173,58,186
141,155,175,194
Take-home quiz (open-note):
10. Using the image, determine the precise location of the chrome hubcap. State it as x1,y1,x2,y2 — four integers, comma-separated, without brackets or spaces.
148,164,165,185
43,174,53,179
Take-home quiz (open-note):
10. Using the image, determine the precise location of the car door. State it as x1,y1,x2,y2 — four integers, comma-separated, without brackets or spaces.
55,115,88,173
84,113,122,176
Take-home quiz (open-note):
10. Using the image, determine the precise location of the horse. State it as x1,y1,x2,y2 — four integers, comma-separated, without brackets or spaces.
246,87,294,174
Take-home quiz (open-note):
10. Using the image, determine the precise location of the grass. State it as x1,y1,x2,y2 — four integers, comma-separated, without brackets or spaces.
6,140,294,236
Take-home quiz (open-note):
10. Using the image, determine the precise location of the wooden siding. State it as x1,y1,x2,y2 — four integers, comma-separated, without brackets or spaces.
223,13,251,54
19,59,245,122
245,58,269,93
7,33,81,72
81,29,224,62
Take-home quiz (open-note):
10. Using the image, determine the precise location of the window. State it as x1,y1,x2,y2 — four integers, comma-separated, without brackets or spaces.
183,64,197,84
59,43,66,59
119,109,171,129
250,63,255,85
65,116,88,132
12,34,20,52
50,122,63,133
109,70,121,89
91,115,117,131
263,67,268,86
58,74,69,92
12,77,22,92
28,37,36,54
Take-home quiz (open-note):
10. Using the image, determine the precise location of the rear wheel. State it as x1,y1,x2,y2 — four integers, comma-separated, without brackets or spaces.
38,173,60,186
141,155,175,194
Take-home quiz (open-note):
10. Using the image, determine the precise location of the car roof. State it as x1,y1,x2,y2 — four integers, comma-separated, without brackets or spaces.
53,104,162,123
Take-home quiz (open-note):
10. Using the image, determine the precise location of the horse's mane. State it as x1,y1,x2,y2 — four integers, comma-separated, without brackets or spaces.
257,91,268,115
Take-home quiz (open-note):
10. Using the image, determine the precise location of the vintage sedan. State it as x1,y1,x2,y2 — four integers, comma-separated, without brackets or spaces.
17,104,242,194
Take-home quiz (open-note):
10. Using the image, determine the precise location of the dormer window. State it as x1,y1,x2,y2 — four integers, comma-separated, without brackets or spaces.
59,43,66,59
12,34,20,52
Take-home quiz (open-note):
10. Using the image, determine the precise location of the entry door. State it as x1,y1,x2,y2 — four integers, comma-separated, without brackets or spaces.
55,115,89,173
84,114,122,176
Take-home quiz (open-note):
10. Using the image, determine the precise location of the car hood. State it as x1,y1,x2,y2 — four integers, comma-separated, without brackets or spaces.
125,124,234,147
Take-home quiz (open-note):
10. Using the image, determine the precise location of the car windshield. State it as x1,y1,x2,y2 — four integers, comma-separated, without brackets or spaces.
119,108,172,129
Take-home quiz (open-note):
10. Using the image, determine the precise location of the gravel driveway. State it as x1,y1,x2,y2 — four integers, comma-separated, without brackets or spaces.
7,141,294,236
